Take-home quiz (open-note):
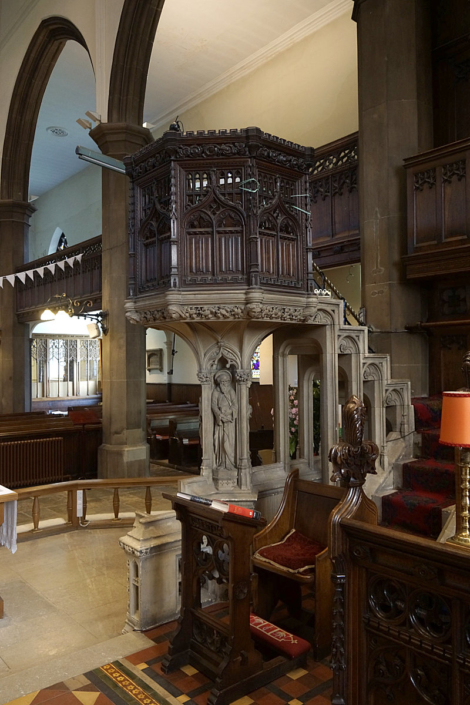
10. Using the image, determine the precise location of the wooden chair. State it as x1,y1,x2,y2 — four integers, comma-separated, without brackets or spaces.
252,468,345,660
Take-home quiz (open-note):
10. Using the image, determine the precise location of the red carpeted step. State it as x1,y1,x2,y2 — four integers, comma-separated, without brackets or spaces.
402,458,455,495
382,490,454,539
411,395,442,432
420,429,455,461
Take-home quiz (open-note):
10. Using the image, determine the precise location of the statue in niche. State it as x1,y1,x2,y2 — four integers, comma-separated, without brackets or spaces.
212,369,238,475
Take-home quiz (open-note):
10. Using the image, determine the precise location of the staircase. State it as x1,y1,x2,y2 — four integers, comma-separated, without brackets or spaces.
381,395,456,539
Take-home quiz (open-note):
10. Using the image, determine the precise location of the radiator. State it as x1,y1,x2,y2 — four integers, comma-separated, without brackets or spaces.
0,437,64,488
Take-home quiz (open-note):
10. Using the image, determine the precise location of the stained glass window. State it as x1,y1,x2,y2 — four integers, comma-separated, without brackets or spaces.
251,345,260,380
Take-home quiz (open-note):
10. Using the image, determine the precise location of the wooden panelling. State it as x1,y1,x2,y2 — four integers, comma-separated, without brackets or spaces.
333,517,470,704
16,236,102,321
404,139,470,279
309,133,360,269
249,384,274,431
146,383,201,405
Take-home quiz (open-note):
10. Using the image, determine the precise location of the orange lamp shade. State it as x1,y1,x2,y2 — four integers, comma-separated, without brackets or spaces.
439,391,470,447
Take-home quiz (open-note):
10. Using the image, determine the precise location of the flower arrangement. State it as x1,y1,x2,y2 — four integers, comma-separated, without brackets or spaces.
288,385,299,457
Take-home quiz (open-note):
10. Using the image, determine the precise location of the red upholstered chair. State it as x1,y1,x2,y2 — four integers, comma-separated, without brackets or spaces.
252,468,345,660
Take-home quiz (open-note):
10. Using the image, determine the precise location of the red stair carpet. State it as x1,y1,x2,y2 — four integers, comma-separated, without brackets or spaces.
381,395,455,539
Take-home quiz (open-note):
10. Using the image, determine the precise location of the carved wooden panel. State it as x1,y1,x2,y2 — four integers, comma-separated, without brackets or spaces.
125,127,315,296
15,236,102,321
308,133,360,268
404,140,470,280
335,519,470,704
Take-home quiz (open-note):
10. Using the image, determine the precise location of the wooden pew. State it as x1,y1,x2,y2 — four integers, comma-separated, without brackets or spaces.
252,468,345,660
146,404,199,462
0,416,100,488
168,416,201,471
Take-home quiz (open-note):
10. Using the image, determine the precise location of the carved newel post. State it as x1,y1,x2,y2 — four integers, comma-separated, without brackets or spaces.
327,395,379,705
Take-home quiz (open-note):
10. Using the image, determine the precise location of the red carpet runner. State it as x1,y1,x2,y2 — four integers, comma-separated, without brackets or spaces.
381,395,455,539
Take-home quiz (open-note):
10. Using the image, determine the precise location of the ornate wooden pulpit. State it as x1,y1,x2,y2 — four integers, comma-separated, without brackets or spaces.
162,493,309,705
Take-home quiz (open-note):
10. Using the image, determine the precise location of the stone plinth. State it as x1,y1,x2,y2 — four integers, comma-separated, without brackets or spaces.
120,510,181,632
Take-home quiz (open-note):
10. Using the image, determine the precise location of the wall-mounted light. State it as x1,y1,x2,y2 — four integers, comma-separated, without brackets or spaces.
76,118,92,130
75,146,125,174
40,294,108,336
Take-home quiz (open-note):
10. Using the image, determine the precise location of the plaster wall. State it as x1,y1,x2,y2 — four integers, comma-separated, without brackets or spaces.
324,263,361,325
145,329,198,386
29,166,102,260
151,11,357,149
146,328,167,384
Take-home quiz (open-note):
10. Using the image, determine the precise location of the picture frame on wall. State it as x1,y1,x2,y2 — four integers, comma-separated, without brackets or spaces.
146,348,164,372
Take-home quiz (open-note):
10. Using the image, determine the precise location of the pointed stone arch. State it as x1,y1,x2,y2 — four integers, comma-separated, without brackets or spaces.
1,17,89,201
108,0,166,125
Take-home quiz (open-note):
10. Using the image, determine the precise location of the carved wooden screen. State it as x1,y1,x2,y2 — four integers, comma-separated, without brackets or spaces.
258,171,303,288
136,169,172,291
334,519,470,705
125,127,315,296
182,166,246,286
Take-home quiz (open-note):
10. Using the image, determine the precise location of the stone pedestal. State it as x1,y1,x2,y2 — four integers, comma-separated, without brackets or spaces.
90,123,152,477
119,510,181,632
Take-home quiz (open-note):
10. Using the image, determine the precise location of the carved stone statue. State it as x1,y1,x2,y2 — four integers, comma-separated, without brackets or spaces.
211,369,238,475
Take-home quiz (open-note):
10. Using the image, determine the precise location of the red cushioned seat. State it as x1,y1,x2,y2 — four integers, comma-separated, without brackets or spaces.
253,529,325,575
249,614,311,659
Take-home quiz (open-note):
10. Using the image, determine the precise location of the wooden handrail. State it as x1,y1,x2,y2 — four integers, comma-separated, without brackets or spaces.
16,475,192,536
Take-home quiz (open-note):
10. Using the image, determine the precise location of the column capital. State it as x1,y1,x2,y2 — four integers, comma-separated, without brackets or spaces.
0,200,36,223
235,370,252,385
89,122,152,160
197,370,212,385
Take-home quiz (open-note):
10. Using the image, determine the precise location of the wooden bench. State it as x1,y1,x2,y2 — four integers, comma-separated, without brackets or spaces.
168,417,201,470
252,468,345,660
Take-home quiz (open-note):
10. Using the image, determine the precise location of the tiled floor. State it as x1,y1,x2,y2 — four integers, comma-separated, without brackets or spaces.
5,617,333,705
0,472,184,703
2,470,333,705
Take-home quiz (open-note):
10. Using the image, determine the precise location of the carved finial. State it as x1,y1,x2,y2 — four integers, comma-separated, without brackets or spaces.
329,395,379,487
462,351,470,391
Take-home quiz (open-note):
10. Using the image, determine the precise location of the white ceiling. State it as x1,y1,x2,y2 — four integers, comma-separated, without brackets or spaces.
28,0,347,198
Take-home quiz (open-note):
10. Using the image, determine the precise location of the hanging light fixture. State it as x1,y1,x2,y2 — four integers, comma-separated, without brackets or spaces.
39,294,108,335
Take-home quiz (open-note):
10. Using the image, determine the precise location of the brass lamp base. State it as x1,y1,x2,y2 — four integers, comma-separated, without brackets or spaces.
446,448,470,548
447,533,470,547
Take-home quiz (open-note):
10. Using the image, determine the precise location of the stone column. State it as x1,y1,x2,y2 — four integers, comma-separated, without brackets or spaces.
235,369,252,491
90,123,152,477
355,0,433,395
0,201,35,413
197,369,213,481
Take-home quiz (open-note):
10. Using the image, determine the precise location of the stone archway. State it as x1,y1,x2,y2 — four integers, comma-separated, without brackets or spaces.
0,17,89,413
1,17,89,202
108,0,166,124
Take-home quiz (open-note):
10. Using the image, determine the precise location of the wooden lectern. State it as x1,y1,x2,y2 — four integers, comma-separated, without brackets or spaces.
0,485,18,618
162,494,309,705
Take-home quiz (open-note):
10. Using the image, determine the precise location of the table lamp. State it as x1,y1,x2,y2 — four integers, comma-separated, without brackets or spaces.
439,391,470,547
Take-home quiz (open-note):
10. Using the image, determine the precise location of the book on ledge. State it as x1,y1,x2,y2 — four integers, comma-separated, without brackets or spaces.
177,492,262,520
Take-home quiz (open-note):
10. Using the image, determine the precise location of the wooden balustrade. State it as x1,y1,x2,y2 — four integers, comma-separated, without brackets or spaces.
15,476,191,536
15,236,102,321
403,138,470,279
